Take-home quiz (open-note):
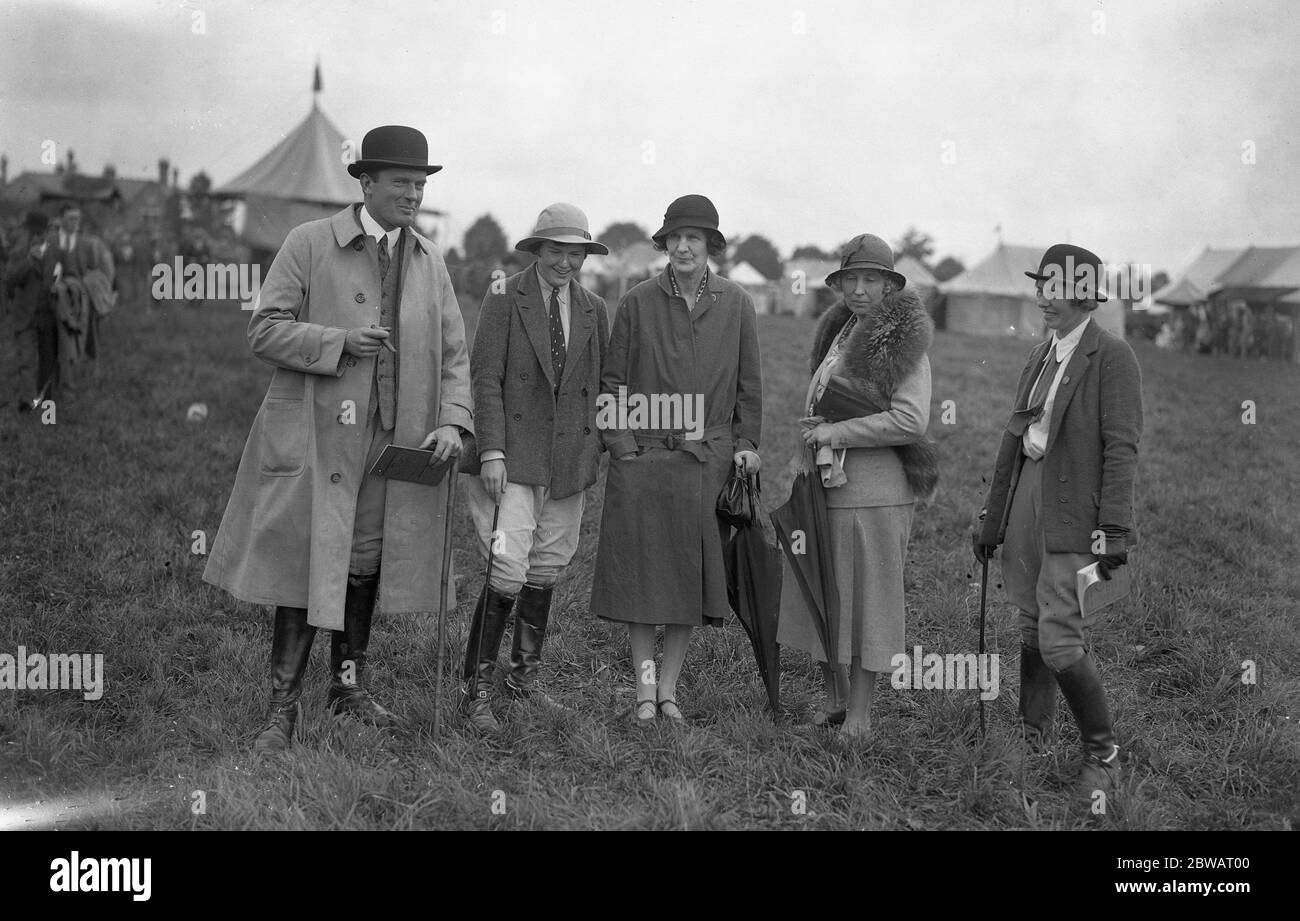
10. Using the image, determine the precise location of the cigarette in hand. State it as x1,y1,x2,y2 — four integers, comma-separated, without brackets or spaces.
371,325,397,353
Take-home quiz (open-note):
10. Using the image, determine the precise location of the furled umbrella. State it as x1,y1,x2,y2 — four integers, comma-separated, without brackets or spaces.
721,475,784,713
770,456,841,667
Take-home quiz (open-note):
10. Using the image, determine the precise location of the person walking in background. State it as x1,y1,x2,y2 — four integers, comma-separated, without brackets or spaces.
203,126,473,753
973,243,1142,794
3,211,61,411
777,234,936,738
459,203,610,731
590,194,762,723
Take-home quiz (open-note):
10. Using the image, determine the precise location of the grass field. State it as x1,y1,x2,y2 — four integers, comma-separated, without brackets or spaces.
1,290,1298,830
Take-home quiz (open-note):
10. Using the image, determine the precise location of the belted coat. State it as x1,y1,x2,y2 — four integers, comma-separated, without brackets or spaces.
203,205,474,630
589,268,762,627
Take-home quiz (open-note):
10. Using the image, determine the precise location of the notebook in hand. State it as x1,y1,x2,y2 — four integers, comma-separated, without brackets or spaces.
369,444,456,486
1076,559,1132,618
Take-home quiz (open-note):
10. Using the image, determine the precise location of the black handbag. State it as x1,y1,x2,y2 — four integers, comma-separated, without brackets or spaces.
716,466,760,528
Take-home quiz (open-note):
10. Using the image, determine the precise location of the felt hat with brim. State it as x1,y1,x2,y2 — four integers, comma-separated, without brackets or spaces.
515,202,609,255
1025,243,1109,302
652,194,726,248
347,125,442,179
825,233,906,289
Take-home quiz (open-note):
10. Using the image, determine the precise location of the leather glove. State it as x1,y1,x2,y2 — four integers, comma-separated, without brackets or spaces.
1095,527,1128,580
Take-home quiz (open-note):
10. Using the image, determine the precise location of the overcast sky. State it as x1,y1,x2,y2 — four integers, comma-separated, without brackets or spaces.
2,0,1297,274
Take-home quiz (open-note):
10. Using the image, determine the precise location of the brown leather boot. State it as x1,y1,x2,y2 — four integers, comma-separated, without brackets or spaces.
1055,651,1121,793
505,584,567,711
327,573,396,726
459,585,514,732
254,606,317,753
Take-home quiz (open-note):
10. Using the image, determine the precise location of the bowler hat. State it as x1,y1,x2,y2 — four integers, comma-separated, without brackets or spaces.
826,233,906,290
515,202,609,255
1025,243,1108,302
652,194,726,248
347,125,442,179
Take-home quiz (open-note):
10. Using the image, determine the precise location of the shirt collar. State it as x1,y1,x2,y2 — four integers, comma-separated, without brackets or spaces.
358,205,401,251
1050,315,1091,360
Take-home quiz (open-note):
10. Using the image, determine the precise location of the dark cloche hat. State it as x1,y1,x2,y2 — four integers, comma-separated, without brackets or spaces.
652,194,725,248
348,125,442,179
826,233,906,290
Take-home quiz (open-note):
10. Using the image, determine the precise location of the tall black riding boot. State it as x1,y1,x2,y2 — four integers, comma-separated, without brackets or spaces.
254,606,317,753
1055,651,1121,792
506,584,567,710
327,573,396,727
459,585,514,732
1019,644,1058,751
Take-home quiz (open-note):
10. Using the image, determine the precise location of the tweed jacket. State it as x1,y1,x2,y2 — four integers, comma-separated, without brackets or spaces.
470,265,610,499
978,319,1143,554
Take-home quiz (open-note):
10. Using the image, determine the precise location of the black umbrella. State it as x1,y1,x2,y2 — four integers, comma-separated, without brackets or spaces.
770,463,840,666
723,519,783,713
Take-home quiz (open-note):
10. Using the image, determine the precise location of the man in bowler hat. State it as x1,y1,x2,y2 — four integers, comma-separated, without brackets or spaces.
459,203,610,730
973,243,1142,793
204,126,473,752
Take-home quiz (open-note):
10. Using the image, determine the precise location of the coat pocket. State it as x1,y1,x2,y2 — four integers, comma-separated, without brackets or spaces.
259,398,308,476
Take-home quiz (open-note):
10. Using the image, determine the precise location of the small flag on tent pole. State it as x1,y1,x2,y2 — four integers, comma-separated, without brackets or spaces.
313,61,322,94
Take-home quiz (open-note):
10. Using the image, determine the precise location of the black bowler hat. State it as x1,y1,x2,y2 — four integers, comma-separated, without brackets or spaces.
23,211,50,235
347,125,442,179
1026,243,1109,302
652,194,726,248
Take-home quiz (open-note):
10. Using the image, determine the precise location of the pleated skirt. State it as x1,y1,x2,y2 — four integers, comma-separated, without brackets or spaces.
776,502,914,673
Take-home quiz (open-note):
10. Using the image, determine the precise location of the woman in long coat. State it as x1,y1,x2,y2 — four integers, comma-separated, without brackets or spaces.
777,234,937,738
590,194,762,722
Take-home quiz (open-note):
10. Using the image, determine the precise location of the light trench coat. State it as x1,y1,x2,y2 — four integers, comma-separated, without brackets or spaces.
203,205,473,630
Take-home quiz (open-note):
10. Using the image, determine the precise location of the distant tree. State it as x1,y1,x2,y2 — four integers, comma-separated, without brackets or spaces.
732,234,783,280
791,244,834,261
894,227,935,266
186,171,220,235
931,255,965,283
463,214,508,263
598,221,650,254
443,246,462,265
1150,270,1169,296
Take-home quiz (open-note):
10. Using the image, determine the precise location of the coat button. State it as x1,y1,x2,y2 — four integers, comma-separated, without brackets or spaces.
1058,497,1068,503
355,293,366,303
581,387,588,396
1062,376,1070,384
512,412,522,420
1058,475,1067,482
583,426,591,434
330,473,341,483
520,372,528,380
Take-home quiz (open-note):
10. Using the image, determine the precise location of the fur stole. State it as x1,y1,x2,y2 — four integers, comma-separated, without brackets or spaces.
809,289,940,504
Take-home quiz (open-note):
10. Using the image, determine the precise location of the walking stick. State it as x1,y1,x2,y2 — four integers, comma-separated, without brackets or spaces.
978,555,989,740
432,455,460,740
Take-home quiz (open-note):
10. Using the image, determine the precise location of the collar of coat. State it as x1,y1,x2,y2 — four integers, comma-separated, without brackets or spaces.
330,204,433,255
811,288,934,397
513,262,599,312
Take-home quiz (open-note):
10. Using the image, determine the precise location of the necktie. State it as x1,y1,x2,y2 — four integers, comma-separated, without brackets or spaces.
1025,343,1058,420
548,286,566,388
378,235,391,281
